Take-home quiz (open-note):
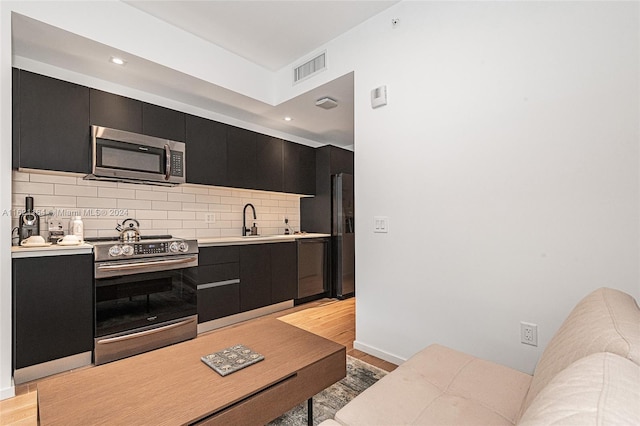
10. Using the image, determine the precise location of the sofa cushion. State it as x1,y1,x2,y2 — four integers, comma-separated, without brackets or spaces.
334,344,532,425
520,288,640,418
518,352,640,425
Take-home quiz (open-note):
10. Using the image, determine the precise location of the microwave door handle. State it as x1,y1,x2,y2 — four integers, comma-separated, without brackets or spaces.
164,144,171,181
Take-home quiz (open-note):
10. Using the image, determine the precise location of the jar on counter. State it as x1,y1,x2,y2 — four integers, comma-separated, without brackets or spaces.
70,216,84,241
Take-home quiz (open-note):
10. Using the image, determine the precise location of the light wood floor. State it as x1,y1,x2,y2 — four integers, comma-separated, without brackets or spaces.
0,297,395,425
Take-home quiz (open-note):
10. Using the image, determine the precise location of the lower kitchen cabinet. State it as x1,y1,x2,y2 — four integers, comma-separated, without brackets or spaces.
240,242,297,311
12,254,94,370
239,244,272,312
271,242,297,304
197,246,240,323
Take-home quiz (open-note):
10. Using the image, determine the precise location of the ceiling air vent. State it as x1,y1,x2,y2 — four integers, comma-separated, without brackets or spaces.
294,52,326,84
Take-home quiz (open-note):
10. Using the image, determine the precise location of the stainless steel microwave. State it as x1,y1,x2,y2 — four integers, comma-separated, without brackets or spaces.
85,125,186,186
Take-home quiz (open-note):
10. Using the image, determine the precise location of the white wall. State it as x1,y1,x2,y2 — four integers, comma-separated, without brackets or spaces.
0,1,14,400
338,1,638,372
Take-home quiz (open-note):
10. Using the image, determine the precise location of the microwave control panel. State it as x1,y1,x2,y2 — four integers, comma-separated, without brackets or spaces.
171,151,184,177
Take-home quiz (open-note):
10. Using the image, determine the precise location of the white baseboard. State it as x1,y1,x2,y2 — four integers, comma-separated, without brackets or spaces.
353,340,407,366
0,384,15,401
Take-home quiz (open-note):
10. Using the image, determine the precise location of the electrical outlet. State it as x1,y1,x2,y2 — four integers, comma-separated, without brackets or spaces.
204,213,215,223
520,322,538,346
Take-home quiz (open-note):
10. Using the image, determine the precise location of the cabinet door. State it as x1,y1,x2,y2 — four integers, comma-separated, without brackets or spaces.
185,114,228,186
227,126,257,190
12,68,20,169
18,70,91,173
284,141,316,195
90,89,142,133
271,242,297,304
255,135,283,192
13,254,94,369
142,103,186,142
330,146,354,175
239,244,271,311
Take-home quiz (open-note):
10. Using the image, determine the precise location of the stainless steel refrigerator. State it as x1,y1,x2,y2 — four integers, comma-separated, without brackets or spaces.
332,173,355,298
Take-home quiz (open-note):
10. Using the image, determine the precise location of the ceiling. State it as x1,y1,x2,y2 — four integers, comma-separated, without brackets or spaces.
11,1,400,149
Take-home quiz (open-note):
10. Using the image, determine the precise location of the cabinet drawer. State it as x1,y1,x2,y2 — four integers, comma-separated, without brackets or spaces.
197,263,239,285
197,281,240,323
199,246,239,265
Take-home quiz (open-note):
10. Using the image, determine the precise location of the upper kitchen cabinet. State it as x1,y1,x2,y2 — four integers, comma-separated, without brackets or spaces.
12,68,20,169
284,141,316,195
142,103,186,142
227,126,284,192
329,145,354,175
13,69,91,173
255,134,284,193
90,89,142,133
227,126,258,189
300,145,353,233
185,114,228,186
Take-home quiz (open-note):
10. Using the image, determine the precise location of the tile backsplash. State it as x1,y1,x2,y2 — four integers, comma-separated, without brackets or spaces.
11,170,302,242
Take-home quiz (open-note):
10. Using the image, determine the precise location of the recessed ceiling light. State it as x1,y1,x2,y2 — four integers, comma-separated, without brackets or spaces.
110,56,126,66
284,116,292,121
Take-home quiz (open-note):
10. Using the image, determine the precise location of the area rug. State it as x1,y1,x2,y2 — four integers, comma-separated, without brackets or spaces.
268,355,387,425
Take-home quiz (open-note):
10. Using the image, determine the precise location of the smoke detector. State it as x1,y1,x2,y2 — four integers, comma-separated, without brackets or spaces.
315,97,338,110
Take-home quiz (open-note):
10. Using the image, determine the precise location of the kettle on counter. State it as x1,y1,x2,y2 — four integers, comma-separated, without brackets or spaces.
116,218,140,243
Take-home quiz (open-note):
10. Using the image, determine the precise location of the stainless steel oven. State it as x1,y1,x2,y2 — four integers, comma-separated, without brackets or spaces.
92,237,198,365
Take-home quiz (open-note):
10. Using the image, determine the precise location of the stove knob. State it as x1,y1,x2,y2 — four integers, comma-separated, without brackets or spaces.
179,241,189,252
121,245,134,256
169,241,180,253
108,245,122,257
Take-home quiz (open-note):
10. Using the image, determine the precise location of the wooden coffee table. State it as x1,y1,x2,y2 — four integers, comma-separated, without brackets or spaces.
37,318,346,425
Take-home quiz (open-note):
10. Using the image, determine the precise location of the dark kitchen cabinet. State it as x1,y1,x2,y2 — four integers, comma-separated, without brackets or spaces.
12,68,20,169
185,114,228,186
301,145,353,233
142,103,186,142
227,126,258,190
227,126,286,192
14,69,91,173
271,242,297,304
284,141,316,195
239,244,272,311
196,246,240,323
239,242,297,311
90,89,143,133
255,134,284,192
12,254,93,370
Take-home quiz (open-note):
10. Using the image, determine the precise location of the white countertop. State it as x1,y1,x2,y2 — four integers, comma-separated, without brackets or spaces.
11,243,94,258
11,234,331,257
197,233,331,247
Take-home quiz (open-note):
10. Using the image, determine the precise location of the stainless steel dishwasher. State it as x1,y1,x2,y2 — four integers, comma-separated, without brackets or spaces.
297,238,329,299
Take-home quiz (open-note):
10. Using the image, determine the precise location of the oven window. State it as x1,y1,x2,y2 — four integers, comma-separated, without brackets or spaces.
95,269,196,337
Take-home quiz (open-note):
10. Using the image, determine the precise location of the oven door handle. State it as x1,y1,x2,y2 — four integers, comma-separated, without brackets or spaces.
96,317,197,345
96,256,198,272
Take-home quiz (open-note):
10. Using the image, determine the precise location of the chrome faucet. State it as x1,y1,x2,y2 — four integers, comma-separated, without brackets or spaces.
242,203,257,236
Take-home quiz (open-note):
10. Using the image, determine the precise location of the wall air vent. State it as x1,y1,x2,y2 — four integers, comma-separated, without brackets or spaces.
294,51,326,84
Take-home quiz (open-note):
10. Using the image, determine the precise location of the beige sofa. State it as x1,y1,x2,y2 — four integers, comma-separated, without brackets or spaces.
321,287,640,425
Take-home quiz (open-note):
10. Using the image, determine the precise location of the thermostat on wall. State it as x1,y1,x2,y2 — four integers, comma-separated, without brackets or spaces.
371,85,387,108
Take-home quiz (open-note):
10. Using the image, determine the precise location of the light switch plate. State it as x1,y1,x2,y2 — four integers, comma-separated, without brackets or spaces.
373,216,389,233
